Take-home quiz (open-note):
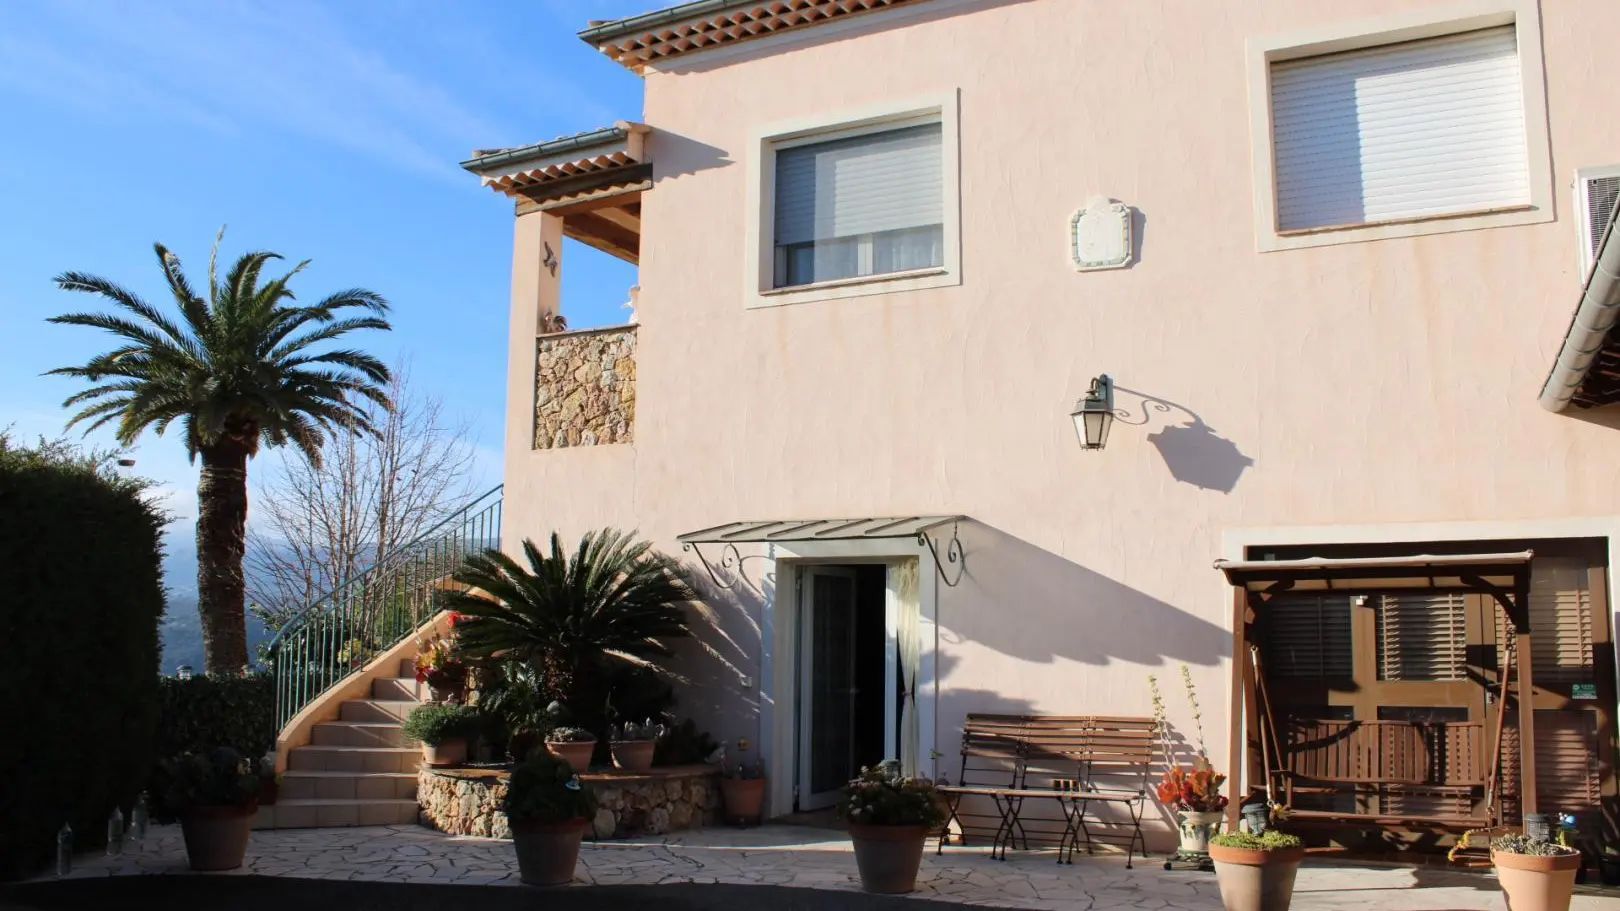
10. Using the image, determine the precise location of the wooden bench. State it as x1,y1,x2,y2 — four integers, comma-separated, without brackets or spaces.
936,714,1155,867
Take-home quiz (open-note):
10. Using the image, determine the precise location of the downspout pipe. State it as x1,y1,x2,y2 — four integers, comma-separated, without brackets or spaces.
1540,206,1620,412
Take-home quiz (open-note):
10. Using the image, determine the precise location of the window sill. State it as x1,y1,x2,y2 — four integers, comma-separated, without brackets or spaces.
1261,203,1549,252
749,267,957,309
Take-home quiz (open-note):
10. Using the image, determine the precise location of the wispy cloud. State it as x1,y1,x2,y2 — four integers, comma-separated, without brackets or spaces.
0,0,619,179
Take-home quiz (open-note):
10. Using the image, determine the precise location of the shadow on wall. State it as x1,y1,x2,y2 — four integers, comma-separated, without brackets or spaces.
647,130,733,180
1114,386,1254,493
663,552,775,748
939,521,1230,669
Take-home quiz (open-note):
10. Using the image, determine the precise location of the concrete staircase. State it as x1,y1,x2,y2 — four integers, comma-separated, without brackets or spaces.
273,658,425,828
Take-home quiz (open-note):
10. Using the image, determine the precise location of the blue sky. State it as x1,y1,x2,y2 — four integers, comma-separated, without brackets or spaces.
0,0,655,589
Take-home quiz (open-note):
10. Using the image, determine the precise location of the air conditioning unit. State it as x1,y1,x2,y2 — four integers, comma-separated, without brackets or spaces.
1575,166,1620,280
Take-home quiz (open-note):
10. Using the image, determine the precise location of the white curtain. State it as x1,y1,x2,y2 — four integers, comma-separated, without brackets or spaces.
893,558,922,776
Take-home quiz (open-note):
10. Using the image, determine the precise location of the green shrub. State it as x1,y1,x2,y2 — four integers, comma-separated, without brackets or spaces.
154,674,276,761
545,726,597,743
402,703,477,746
148,747,259,824
503,752,594,825
0,435,165,880
654,718,717,766
1211,830,1304,850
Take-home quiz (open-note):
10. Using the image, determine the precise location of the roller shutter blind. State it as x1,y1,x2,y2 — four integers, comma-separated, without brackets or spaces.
774,123,943,246
1270,25,1530,231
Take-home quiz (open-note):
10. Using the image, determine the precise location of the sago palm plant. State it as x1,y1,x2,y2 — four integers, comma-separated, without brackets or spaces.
46,234,392,674
448,529,701,734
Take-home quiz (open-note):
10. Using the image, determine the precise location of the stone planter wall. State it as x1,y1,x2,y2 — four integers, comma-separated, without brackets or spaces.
418,765,719,840
534,326,636,449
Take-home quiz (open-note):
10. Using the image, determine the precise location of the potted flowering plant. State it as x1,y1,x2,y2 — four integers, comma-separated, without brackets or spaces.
1151,667,1229,853
610,718,666,772
1488,833,1582,911
544,726,598,774
837,761,947,894
1209,830,1306,911
718,739,766,826
414,628,467,702
503,751,596,886
149,747,260,871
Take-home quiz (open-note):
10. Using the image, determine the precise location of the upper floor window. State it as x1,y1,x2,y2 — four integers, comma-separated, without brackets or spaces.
1249,3,1551,251
747,93,961,308
772,121,944,289
1272,27,1528,233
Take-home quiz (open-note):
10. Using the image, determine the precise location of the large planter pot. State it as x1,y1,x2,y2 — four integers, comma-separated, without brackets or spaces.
610,740,656,772
421,738,467,768
546,741,595,774
511,818,588,886
848,824,929,894
179,804,256,871
1209,843,1305,911
1179,810,1225,854
720,777,766,825
1493,848,1581,911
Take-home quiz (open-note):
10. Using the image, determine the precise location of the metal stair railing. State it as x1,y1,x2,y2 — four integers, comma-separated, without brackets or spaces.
266,485,502,730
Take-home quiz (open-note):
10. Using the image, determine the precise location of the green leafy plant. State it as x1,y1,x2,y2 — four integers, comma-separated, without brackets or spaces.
1210,830,1303,850
447,531,706,738
149,748,259,823
546,726,598,744
837,763,948,828
1491,833,1580,857
402,703,477,747
503,752,596,825
45,233,393,674
655,718,718,766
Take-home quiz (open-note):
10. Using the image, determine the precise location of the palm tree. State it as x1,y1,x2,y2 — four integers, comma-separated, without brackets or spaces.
448,530,701,734
47,235,393,675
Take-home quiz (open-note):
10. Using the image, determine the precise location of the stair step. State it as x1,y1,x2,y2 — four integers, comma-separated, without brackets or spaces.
399,657,417,678
280,770,418,800
371,677,427,701
313,721,409,748
288,745,421,773
271,798,419,829
340,699,421,723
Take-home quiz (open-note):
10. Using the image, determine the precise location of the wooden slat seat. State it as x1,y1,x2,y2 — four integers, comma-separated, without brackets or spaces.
937,714,1154,868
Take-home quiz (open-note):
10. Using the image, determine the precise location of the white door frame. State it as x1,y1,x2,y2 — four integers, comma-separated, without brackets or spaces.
759,539,938,818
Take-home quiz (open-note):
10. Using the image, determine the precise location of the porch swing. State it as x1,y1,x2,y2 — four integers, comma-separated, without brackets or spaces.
1216,551,1541,833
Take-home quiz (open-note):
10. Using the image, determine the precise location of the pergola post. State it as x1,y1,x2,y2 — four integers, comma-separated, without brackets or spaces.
1514,575,1538,817
1227,587,1248,831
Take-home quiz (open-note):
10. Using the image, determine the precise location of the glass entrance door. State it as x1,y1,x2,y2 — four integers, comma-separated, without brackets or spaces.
798,567,859,811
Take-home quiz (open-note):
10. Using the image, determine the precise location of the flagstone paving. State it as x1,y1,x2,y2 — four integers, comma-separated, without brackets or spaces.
49,824,1618,910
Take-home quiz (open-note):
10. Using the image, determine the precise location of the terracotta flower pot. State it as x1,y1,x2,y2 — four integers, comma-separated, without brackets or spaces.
848,823,929,894
1208,843,1305,911
546,740,595,774
720,777,766,825
422,737,467,768
511,818,588,886
610,740,656,772
179,804,256,871
1493,848,1581,911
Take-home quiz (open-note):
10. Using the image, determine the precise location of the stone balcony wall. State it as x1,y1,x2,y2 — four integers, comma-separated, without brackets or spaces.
534,326,636,449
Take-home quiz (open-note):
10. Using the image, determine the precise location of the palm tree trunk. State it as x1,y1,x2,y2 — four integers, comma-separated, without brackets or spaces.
197,444,250,675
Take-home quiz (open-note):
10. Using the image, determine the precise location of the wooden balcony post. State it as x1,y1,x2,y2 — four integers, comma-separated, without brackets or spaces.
1227,586,1249,830
1515,573,1538,816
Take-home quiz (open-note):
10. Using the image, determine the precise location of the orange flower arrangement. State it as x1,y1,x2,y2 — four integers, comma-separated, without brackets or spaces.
1155,759,1229,813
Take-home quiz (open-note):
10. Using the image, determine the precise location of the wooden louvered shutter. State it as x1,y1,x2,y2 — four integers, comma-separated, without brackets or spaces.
1377,592,1467,681
1262,595,1353,678
1534,710,1601,817
1528,559,1595,685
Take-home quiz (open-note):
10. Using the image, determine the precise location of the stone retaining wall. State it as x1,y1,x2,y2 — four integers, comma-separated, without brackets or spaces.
533,326,636,449
418,765,719,840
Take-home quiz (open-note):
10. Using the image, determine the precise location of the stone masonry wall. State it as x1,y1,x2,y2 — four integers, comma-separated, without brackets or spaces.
418,766,718,840
534,326,636,449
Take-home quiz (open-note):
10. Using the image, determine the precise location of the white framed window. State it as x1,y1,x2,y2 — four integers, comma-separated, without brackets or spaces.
1247,1,1552,251
746,94,960,308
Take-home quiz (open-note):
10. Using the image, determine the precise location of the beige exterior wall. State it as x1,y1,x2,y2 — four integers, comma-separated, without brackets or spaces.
500,0,1620,825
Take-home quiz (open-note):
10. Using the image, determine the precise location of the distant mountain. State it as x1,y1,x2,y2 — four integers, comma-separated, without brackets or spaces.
159,530,271,675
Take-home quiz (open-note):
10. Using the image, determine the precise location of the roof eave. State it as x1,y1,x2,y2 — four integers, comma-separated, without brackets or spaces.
1540,202,1620,412
460,122,648,176
577,0,756,46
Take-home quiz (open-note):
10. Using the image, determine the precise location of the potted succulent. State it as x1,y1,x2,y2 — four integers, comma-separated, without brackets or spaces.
403,703,477,768
1490,833,1582,911
150,747,260,871
545,726,598,774
1158,760,1229,854
610,718,666,772
1208,830,1306,911
503,751,596,886
414,630,468,703
719,740,766,826
837,761,947,894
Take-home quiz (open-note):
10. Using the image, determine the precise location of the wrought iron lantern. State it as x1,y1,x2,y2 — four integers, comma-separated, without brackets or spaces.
1071,375,1114,451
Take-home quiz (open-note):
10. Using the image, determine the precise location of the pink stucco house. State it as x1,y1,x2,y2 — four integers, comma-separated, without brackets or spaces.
461,0,1620,853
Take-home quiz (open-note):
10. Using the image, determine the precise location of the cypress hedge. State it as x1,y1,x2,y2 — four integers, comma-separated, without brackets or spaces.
0,436,166,880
